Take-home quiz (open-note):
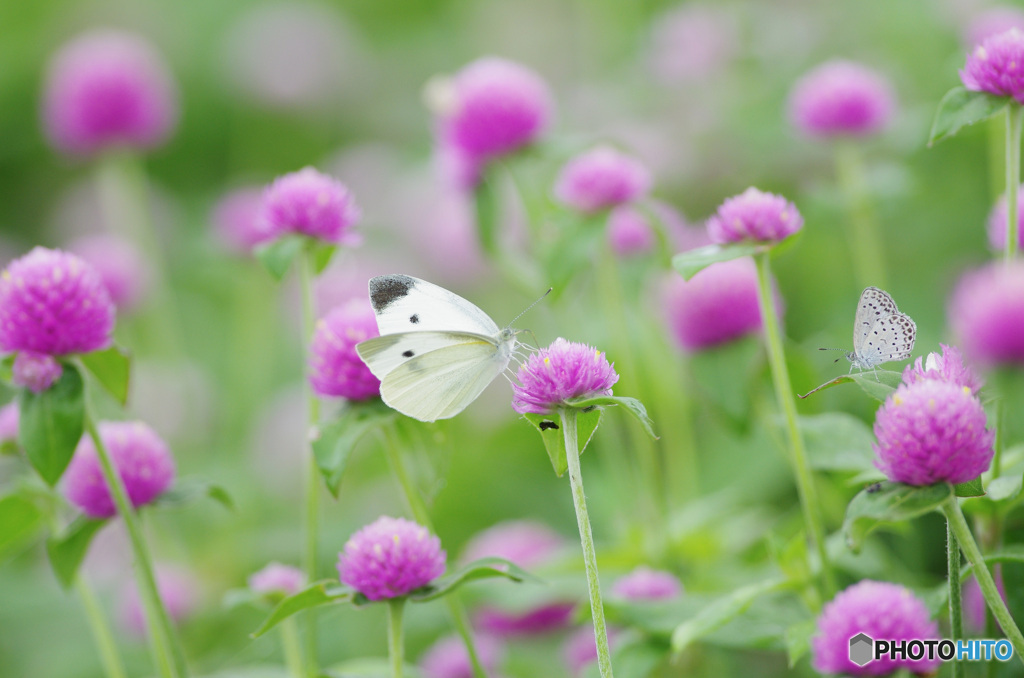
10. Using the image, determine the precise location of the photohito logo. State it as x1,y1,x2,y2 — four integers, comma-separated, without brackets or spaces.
849,633,1014,666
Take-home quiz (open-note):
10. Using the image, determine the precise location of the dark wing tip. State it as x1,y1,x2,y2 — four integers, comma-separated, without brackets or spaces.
369,274,417,312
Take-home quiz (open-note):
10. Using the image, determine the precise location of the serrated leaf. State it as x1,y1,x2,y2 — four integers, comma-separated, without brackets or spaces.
842,481,951,552
312,400,395,497
79,346,131,406
568,395,657,439
799,369,901,401
46,515,109,588
785,619,817,667
408,557,539,603
18,365,85,486
473,173,499,258
251,580,353,638
255,235,305,281
670,578,789,654
523,408,602,476
929,86,1009,146
155,477,234,510
988,473,1024,502
798,413,876,473
0,493,46,561
955,476,986,498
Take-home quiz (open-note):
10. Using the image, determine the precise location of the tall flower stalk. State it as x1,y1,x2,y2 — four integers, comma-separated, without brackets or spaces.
1004,106,1024,261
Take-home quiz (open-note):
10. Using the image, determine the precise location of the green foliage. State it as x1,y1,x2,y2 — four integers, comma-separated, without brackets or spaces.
78,346,131,406
155,477,235,510
522,408,602,476
46,516,109,589
842,481,952,552
255,235,306,281
0,491,48,562
929,87,1010,146
312,400,395,496
671,243,762,281
18,365,85,486
799,369,901,401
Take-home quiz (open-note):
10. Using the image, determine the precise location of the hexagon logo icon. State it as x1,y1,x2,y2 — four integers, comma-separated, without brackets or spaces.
849,632,874,667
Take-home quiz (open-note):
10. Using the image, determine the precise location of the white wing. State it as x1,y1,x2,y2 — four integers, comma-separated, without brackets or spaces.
356,331,499,381
378,339,513,422
855,313,917,368
852,287,900,351
368,274,500,337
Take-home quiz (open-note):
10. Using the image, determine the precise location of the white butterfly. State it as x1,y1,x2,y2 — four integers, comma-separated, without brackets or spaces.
821,286,916,375
355,274,521,422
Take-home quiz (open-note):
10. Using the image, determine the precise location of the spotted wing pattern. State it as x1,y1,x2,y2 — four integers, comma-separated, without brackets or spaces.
850,287,916,370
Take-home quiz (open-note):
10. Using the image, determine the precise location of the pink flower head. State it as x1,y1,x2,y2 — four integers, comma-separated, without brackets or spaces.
260,167,360,244
554,147,652,214
0,403,18,448
42,30,178,156
420,634,504,678
964,568,1007,633
812,580,939,676
308,299,381,400
873,380,993,486
606,205,657,257
902,343,982,395
706,187,803,244
68,234,150,312
648,5,738,83
966,7,1024,48
986,185,1024,250
12,352,63,393
337,516,446,601
63,421,176,518
662,259,767,351
461,520,565,569
434,143,485,193
611,566,683,601
248,562,306,596
961,28,1024,103
0,247,115,356
512,338,619,415
475,604,575,637
211,186,276,253
788,60,895,138
564,625,621,677
436,57,553,160
949,261,1024,365
121,566,197,635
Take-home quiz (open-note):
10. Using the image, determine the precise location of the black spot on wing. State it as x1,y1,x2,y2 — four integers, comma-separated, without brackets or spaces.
370,275,416,312
410,314,420,324
402,350,414,358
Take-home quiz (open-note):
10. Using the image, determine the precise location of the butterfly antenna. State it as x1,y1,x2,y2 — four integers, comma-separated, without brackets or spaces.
507,288,553,329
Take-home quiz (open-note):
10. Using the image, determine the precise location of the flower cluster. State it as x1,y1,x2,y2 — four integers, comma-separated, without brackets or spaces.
610,566,682,601
337,516,446,601
248,562,306,596
512,338,618,415
308,299,381,400
706,187,803,244
555,146,651,214
420,634,504,678
12,352,63,393
260,167,360,244
987,185,1024,250
788,60,895,138
961,28,1024,102
949,261,1024,365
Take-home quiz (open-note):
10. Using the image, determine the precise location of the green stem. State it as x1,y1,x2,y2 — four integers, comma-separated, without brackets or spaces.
753,253,834,600
1005,106,1024,262
943,496,1024,664
298,248,322,677
75,576,128,678
280,618,305,678
947,523,965,678
380,426,489,678
561,407,614,678
82,408,186,678
387,598,406,678
835,142,886,289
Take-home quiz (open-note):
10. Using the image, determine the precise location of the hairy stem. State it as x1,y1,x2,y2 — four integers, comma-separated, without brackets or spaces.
947,523,965,678
387,598,406,678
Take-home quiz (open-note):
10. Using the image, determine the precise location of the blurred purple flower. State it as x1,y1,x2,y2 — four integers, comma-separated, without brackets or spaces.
0,403,19,447
42,30,178,156
648,5,738,83
308,299,381,400
0,247,115,356
461,520,565,568
662,259,767,351
554,147,651,214
121,566,197,635
610,566,682,601
964,567,1007,633
512,338,618,415
706,187,803,244
261,167,360,244
211,186,276,253
812,580,939,676
606,205,657,257
788,60,895,138
564,625,621,677
873,380,993,486
12,352,63,393
420,633,504,678
337,516,446,601
64,421,176,518
986,185,1024,250
434,143,484,193
902,343,982,395
961,28,1024,102
950,261,1024,365
966,7,1024,49
68,234,150,312
248,562,306,596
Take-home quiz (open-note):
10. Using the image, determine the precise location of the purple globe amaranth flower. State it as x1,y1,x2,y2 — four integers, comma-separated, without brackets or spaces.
607,205,656,257
873,380,993,486
248,562,306,596
812,580,939,676
0,403,19,450
902,343,982,395
435,57,553,160
964,567,1007,633
12,352,63,393
337,516,446,601
986,185,1024,250
706,187,803,244
564,625,621,677
610,566,683,601
63,421,176,518
961,28,1024,103
42,30,179,156
554,147,652,214
967,7,1024,48
261,167,360,244
788,60,895,138
308,299,381,400
512,338,619,415
420,633,504,678
662,259,771,352
212,186,276,253
121,566,197,636
949,261,1024,365
0,247,115,356
68,234,150,312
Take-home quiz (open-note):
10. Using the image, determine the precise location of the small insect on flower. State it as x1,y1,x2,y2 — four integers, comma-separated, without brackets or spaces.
866,482,883,493
820,287,916,380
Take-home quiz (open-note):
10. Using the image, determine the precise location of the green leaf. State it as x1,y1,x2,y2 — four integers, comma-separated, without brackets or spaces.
522,408,602,477
255,235,305,281
688,335,761,421
251,580,353,638
310,242,337,274
0,355,14,384
670,578,789,654
473,173,499,257
46,515,109,589
18,365,85,486
842,481,951,552
928,86,1009,146
0,493,46,561
408,557,539,603
799,369,901,401
672,243,762,281
568,395,657,439
954,476,986,498
155,477,234,510
988,472,1024,502
798,413,877,473
79,346,131,406
312,400,395,497
785,619,817,668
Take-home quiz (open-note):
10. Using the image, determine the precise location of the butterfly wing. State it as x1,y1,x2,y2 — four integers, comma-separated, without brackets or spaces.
852,286,900,351
368,274,500,337
356,331,499,380
856,313,916,367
